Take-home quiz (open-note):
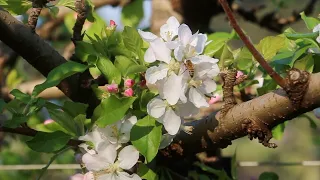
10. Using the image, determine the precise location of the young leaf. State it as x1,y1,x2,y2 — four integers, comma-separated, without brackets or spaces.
26,131,71,153
114,55,135,76
256,36,286,61
131,115,162,162
92,95,136,127
125,65,147,76
0,0,32,15
259,172,279,180
272,122,287,140
137,163,159,180
122,26,143,61
121,0,144,28
56,0,76,11
10,89,31,103
47,108,77,137
293,54,314,72
204,32,233,57
4,114,28,128
32,61,88,97
96,56,122,84
63,101,88,118
300,12,320,30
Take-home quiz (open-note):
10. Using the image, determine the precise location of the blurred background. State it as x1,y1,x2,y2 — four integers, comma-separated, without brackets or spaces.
1,0,320,179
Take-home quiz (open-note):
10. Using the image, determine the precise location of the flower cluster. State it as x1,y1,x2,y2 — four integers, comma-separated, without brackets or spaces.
138,16,220,136
73,116,141,180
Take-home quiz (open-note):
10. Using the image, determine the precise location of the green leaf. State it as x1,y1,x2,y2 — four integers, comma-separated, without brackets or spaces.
285,31,318,40
4,114,28,128
293,54,314,72
137,163,159,180
75,41,98,63
56,0,76,11
259,172,279,180
32,61,88,97
114,55,135,75
0,0,32,15
272,122,287,140
194,162,232,180
122,26,143,62
234,47,253,71
126,65,147,76
93,95,136,127
131,115,162,162
96,56,122,84
300,12,320,30
256,36,286,61
47,108,77,137
48,7,59,17
5,99,25,114
140,90,155,112
121,0,144,27
26,131,71,153
204,32,234,57
10,89,31,103
63,101,88,118
257,79,278,95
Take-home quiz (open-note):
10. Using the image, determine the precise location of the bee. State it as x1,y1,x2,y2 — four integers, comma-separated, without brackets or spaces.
184,60,195,78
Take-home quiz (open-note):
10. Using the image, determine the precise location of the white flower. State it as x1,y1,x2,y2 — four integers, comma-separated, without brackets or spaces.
147,97,181,135
313,24,320,43
174,24,209,61
78,127,108,153
82,145,141,180
100,116,137,145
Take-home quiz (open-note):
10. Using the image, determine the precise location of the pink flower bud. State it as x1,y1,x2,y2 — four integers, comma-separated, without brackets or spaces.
106,83,119,93
110,20,116,27
208,95,221,105
314,108,320,119
123,88,134,97
236,71,244,79
44,119,54,125
139,80,146,88
124,79,135,88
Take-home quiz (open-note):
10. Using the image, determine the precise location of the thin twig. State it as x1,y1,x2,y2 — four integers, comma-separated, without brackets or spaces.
218,0,286,89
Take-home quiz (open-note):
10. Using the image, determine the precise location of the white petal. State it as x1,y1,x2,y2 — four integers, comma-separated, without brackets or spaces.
158,108,181,135
200,79,217,94
96,173,116,180
160,24,171,42
138,29,158,42
177,100,200,117
97,143,117,164
166,16,180,30
84,172,94,180
118,132,130,144
159,134,175,149
178,24,192,46
195,33,208,54
188,87,209,108
82,153,109,171
118,145,139,170
79,128,104,149
147,97,166,118
121,116,137,134
163,73,183,105
317,35,320,44
145,65,168,84
144,47,156,63
117,172,141,180
150,38,172,64
174,45,185,61
179,83,188,103
194,61,220,79
190,55,219,64
166,41,179,49
99,126,118,144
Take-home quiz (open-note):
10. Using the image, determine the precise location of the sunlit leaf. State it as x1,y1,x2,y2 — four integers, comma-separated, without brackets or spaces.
300,11,320,30
121,0,144,27
0,0,32,15
96,56,122,84
137,163,159,180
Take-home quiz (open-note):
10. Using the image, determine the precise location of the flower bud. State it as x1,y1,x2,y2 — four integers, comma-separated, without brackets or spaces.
123,88,134,97
106,83,119,93
44,119,54,125
139,80,146,88
208,95,221,105
106,20,117,37
110,20,116,27
236,71,244,79
124,79,135,88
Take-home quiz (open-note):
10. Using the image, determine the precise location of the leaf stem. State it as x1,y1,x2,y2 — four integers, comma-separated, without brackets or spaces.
218,0,286,88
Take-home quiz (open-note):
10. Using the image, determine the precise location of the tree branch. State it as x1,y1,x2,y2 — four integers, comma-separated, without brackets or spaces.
72,0,88,44
218,0,286,89
0,7,99,115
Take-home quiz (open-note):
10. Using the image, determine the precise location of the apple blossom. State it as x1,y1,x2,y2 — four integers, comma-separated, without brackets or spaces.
124,79,135,88
106,82,118,93
82,145,141,180
123,88,134,97
313,24,320,43
208,94,221,104
44,119,54,125
70,172,94,180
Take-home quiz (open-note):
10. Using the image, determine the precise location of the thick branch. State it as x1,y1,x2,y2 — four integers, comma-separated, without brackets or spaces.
0,7,99,115
72,0,88,44
218,0,286,89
